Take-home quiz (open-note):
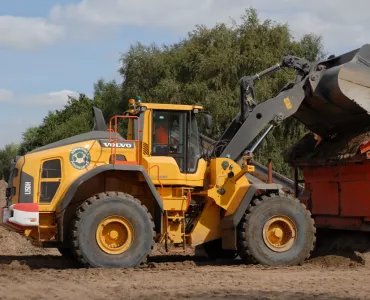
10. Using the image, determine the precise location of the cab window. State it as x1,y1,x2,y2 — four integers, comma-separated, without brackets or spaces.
152,111,186,172
39,159,61,204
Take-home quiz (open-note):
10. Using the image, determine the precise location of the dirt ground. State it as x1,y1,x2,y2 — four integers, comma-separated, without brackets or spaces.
1,182,370,299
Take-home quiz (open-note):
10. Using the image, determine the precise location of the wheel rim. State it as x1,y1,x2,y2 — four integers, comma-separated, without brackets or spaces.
96,216,134,255
262,216,297,252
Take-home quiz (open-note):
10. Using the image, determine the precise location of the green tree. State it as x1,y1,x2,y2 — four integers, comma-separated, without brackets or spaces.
33,94,94,148
93,79,124,120
118,8,324,176
0,143,19,181
18,127,42,155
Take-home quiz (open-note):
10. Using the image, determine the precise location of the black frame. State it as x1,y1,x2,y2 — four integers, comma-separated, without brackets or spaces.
39,158,62,204
151,110,202,174
186,111,202,174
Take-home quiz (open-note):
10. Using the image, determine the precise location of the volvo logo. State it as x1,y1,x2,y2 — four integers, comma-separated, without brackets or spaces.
99,140,135,148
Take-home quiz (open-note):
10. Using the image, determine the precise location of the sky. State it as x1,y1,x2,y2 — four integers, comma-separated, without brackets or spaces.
0,0,369,147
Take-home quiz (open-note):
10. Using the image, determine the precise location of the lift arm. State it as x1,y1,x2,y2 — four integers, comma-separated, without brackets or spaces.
215,55,312,161
207,44,370,162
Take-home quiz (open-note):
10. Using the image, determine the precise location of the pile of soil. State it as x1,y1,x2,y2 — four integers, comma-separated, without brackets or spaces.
283,127,370,166
0,180,58,258
0,227,57,256
306,252,367,269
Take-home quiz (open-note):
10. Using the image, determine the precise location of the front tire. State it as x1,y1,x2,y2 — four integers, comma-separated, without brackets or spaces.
72,192,155,268
237,193,316,266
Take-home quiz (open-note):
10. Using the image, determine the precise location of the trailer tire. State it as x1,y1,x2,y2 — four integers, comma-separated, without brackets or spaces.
237,193,316,266
72,191,155,268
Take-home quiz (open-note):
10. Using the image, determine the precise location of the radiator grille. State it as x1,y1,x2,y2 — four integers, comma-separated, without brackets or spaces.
143,142,150,155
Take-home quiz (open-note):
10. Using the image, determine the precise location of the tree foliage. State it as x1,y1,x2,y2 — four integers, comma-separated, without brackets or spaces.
0,7,325,179
0,143,19,181
118,8,324,175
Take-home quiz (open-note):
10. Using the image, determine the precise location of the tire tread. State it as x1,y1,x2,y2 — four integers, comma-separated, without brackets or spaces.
72,191,155,268
237,192,316,265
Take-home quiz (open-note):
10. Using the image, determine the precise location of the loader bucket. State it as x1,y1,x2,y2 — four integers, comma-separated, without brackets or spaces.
294,44,370,137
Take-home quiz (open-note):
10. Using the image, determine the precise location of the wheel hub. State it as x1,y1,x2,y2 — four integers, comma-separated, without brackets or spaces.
109,230,119,240
96,216,134,255
262,216,297,252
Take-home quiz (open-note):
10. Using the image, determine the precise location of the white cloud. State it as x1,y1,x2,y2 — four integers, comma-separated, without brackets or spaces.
0,89,79,106
253,0,370,54
1,0,370,53
0,16,64,51
50,0,239,29
25,90,80,106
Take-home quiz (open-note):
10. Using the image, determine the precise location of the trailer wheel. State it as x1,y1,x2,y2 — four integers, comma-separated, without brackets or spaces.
202,239,238,260
237,193,316,266
72,192,155,268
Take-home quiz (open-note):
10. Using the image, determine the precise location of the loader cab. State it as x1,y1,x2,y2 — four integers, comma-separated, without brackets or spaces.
123,98,209,186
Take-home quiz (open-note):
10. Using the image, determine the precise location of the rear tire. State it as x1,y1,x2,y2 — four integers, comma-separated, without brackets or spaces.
72,192,155,268
237,193,316,266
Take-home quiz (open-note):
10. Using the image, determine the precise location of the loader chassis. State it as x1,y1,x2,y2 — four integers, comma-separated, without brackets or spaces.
5,42,370,268
1,100,314,268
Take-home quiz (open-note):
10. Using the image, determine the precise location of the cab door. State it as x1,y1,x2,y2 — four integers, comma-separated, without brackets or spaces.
185,111,206,185
144,110,187,185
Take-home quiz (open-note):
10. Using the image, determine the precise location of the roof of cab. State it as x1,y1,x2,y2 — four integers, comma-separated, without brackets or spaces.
139,102,203,111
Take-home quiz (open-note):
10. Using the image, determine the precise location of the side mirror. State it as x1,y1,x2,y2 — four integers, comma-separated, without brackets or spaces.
204,114,213,129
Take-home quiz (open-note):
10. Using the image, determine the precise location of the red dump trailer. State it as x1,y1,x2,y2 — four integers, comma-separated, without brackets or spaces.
284,130,370,232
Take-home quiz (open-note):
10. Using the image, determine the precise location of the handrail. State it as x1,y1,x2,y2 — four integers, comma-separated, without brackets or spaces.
147,165,163,196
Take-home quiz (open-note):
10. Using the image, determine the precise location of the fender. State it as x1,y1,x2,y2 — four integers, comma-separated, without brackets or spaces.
221,183,282,250
56,164,164,241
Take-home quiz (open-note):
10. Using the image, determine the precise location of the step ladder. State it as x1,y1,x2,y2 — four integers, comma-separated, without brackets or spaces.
164,211,188,253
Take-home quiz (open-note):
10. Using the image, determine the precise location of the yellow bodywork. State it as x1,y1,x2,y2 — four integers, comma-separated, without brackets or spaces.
9,99,255,251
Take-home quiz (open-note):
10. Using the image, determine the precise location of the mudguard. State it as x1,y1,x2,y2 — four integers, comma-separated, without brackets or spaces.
56,164,164,241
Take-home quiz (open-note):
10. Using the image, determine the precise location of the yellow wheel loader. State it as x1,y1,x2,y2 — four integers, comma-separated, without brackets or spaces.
2,44,370,268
